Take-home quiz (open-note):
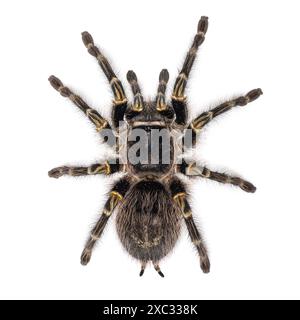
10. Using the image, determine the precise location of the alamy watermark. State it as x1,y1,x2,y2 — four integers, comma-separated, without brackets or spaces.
101,121,200,169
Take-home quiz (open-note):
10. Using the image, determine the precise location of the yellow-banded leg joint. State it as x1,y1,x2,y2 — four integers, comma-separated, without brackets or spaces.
173,192,192,219
110,77,127,105
172,73,187,100
86,108,108,132
132,93,144,112
156,93,167,111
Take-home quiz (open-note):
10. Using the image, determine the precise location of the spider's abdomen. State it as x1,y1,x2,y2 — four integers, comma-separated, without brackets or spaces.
116,180,182,262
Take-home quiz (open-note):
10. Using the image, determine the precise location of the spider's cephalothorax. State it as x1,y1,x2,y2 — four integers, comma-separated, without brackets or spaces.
48,16,262,277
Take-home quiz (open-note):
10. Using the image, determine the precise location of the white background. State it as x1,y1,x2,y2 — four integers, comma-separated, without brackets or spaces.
0,0,299,300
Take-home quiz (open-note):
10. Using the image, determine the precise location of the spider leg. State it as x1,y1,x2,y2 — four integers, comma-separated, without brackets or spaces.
48,76,114,143
178,161,256,193
48,160,121,179
81,177,131,265
82,32,127,128
170,178,210,273
126,70,144,112
187,88,263,146
172,16,209,126
156,69,169,111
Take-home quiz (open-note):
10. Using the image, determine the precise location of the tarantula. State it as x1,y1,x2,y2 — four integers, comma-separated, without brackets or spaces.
48,16,262,277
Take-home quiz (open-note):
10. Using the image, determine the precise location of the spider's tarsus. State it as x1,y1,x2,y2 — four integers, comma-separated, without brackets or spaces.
159,69,169,83
198,16,209,34
126,70,138,83
80,249,91,266
235,88,263,106
240,181,257,193
247,88,263,102
48,166,67,179
48,75,62,91
200,257,210,274
81,31,99,58
139,269,145,277
48,75,73,97
201,265,210,274
81,31,94,47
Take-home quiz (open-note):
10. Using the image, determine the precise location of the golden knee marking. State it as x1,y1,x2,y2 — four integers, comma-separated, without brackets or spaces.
156,93,167,111
186,163,203,176
86,108,108,131
110,191,123,201
132,93,143,112
103,209,111,216
173,192,186,201
113,98,128,105
173,192,192,219
171,95,186,102
104,161,111,175
183,211,192,219
186,162,195,175
190,121,201,133
104,192,123,214
110,77,127,103
87,163,109,175
95,120,108,132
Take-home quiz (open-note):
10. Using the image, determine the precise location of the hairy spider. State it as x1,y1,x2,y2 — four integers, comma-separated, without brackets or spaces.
48,16,262,277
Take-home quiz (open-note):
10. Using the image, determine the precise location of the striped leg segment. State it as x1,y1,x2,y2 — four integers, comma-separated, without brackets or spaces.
188,88,263,145
48,161,120,179
48,75,111,134
178,160,256,193
81,31,127,127
156,69,169,111
126,70,144,112
172,16,209,125
169,178,210,273
81,178,131,265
